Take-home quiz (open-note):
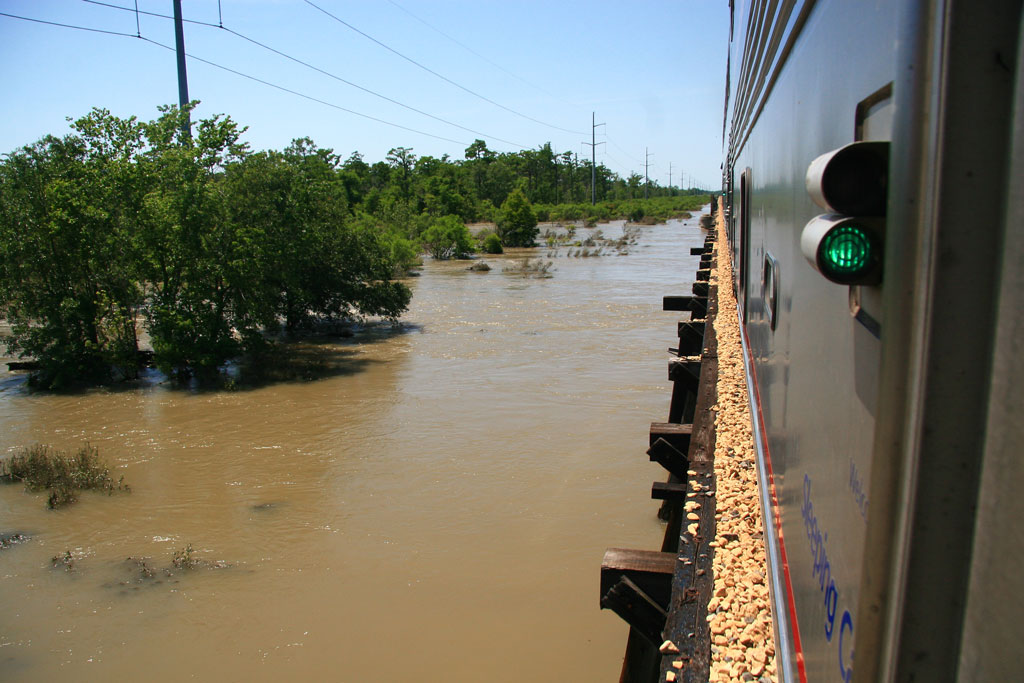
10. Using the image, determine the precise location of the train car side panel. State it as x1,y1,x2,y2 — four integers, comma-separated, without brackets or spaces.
726,1,903,680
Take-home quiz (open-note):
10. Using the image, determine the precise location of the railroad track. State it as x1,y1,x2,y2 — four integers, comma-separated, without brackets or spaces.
601,199,775,683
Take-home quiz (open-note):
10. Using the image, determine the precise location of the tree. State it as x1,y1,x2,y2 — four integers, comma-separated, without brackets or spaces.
496,188,538,247
464,139,492,160
386,146,416,200
421,215,474,260
0,108,148,387
221,140,411,336
0,105,412,383
138,104,251,378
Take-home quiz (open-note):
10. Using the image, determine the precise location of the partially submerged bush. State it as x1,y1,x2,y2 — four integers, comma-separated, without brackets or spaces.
0,444,129,509
173,544,199,570
502,258,554,278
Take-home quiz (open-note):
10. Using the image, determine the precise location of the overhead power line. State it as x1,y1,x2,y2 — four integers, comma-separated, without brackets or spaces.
606,136,644,165
0,10,139,38
82,0,525,148
139,37,471,146
302,0,586,136
601,150,633,177
221,27,525,147
384,0,571,106
82,0,220,28
0,11,472,147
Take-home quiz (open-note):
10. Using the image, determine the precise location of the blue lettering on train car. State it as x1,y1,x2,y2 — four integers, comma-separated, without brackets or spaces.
802,474,855,678
839,610,854,682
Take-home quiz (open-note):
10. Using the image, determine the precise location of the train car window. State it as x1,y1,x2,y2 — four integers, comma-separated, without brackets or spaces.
733,169,743,299
855,83,894,142
726,171,735,244
763,252,779,330
739,167,753,322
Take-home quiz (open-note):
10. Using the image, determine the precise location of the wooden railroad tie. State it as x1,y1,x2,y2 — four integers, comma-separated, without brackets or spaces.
692,280,710,297
669,357,702,384
648,437,689,478
690,246,705,256
600,548,677,645
677,321,706,356
695,268,711,282
669,380,700,426
667,358,701,425
663,296,708,318
650,422,693,452
651,481,689,502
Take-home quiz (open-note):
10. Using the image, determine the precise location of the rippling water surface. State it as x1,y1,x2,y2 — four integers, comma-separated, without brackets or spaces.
0,214,705,681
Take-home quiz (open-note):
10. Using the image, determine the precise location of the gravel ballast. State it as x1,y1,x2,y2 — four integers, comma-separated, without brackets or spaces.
705,201,777,682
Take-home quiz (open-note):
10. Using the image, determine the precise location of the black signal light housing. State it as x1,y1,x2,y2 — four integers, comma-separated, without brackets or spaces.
802,141,889,286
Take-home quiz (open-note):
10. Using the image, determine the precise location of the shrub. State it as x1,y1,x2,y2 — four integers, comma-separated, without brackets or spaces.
482,233,503,254
422,215,475,260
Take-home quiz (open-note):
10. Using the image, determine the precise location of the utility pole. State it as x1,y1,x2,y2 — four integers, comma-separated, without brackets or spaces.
644,148,653,199
173,0,191,138
669,162,673,196
582,112,605,205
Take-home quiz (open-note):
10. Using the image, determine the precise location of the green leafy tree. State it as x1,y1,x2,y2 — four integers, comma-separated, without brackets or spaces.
222,140,412,334
386,146,416,200
137,104,251,378
0,108,148,387
421,215,474,260
496,188,538,247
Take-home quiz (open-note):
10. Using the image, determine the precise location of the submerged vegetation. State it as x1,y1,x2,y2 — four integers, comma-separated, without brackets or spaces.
0,102,712,387
47,545,231,580
172,544,200,570
503,258,555,278
539,224,644,258
534,195,705,225
0,444,128,509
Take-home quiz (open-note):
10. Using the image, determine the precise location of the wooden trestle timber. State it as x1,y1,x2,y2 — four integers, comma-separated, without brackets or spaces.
600,205,721,683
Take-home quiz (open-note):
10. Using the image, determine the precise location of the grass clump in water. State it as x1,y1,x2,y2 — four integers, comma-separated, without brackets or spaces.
0,444,129,509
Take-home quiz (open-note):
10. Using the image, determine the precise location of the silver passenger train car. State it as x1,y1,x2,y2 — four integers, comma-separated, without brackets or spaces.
722,0,1023,680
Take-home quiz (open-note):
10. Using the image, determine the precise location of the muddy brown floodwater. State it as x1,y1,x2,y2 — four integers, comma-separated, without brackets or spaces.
0,214,706,682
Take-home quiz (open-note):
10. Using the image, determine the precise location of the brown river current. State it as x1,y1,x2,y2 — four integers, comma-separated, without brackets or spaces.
0,213,706,681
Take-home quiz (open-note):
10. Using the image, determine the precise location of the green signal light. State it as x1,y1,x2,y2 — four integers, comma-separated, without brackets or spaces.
819,224,876,282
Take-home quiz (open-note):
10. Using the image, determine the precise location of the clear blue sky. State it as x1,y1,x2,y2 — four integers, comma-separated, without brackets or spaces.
1,0,728,189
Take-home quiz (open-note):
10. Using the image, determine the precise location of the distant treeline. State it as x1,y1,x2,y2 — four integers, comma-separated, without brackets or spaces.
0,104,710,388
